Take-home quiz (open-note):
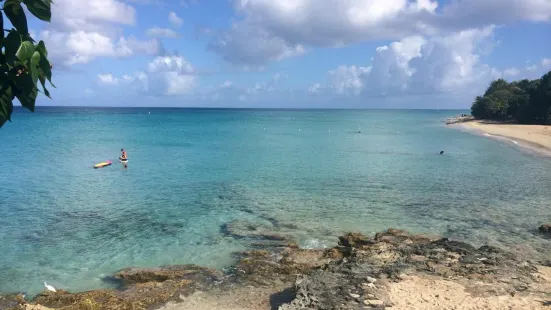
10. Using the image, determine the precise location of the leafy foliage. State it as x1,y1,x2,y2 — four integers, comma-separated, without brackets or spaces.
471,71,551,124
0,0,55,128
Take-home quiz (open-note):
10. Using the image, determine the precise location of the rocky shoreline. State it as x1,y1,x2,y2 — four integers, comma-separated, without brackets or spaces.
3,228,551,309
444,115,474,125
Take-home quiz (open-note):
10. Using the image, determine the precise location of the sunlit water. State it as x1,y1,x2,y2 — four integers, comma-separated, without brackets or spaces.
1,108,551,296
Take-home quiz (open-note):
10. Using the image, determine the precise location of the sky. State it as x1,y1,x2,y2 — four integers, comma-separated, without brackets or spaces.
24,0,551,108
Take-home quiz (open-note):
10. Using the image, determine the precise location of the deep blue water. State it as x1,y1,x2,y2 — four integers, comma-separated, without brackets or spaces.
1,107,551,296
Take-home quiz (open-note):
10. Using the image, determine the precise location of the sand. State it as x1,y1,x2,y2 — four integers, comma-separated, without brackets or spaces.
388,273,551,310
161,270,551,310
458,121,551,155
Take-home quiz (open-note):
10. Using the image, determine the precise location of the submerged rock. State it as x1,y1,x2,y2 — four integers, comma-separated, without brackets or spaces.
220,220,291,242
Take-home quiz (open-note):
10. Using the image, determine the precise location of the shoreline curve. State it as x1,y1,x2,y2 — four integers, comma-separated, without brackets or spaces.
449,120,551,158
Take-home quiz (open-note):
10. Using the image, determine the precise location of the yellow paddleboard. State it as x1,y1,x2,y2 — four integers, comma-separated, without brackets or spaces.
93,160,112,169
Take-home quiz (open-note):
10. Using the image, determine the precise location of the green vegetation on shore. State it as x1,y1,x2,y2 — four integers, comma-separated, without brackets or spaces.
471,70,551,124
0,0,55,128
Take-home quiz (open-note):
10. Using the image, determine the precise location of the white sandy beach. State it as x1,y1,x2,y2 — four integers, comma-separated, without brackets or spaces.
458,121,551,154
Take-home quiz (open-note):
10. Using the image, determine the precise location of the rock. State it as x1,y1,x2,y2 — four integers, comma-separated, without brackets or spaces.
323,248,344,259
338,232,372,248
20,228,542,310
114,264,222,285
365,299,384,306
538,224,551,234
234,247,329,285
0,293,25,309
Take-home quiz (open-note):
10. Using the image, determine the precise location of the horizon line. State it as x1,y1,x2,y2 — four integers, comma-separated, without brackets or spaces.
21,106,470,111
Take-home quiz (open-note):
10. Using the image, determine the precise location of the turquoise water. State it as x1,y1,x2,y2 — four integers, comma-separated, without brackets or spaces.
2,108,551,296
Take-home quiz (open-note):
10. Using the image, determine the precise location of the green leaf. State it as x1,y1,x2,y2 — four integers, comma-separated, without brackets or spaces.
16,40,35,62
22,0,51,22
36,40,47,57
0,11,4,46
0,82,14,128
4,31,22,67
38,75,50,98
35,40,55,87
30,50,40,84
4,0,29,35
38,53,54,87
14,73,38,111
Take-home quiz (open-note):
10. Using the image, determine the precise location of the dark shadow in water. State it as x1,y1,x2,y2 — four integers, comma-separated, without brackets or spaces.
270,287,296,310
100,276,124,290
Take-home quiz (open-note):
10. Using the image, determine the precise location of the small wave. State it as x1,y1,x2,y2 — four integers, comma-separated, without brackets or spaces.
484,133,492,137
302,238,327,249
511,140,518,145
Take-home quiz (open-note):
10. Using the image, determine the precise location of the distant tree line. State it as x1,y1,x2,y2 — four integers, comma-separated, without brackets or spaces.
471,71,551,124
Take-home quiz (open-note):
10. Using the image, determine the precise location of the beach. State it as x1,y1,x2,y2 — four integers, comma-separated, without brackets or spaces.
457,121,551,155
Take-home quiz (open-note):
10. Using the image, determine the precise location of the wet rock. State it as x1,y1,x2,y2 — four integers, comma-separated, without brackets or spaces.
114,264,223,285
234,247,330,285
323,248,344,259
338,232,372,248
538,224,551,234
25,265,225,310
0,293,25,309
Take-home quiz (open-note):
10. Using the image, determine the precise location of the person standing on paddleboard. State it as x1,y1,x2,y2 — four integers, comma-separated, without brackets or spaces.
120,148,128,168
120,149,128,161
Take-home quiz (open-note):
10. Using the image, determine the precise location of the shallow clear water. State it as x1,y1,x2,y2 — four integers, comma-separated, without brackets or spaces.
1,108,551,296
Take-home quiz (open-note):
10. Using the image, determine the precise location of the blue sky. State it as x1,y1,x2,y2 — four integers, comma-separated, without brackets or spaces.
25,0,551,108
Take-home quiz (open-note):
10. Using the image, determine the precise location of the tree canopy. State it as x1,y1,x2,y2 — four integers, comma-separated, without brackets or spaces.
471,71,551,124
0,0,55,128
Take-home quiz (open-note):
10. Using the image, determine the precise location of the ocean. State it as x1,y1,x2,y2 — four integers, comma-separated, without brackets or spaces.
1,107,551,296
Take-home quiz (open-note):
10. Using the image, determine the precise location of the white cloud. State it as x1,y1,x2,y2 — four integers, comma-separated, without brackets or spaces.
543,58,551,67
148,56,195,74
37,0,162,66
328,65,371,95
210,0,551,65
318,26,500,99
50,0,136,32
155,72,196,95
168,12,184,28
98,56,198,96
41,30,161,66
503,67,520,77
208,23,306,65
308,83,322,94
220,80,233,88
98,73,120,85
146,27,179,38
526,64,538,72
